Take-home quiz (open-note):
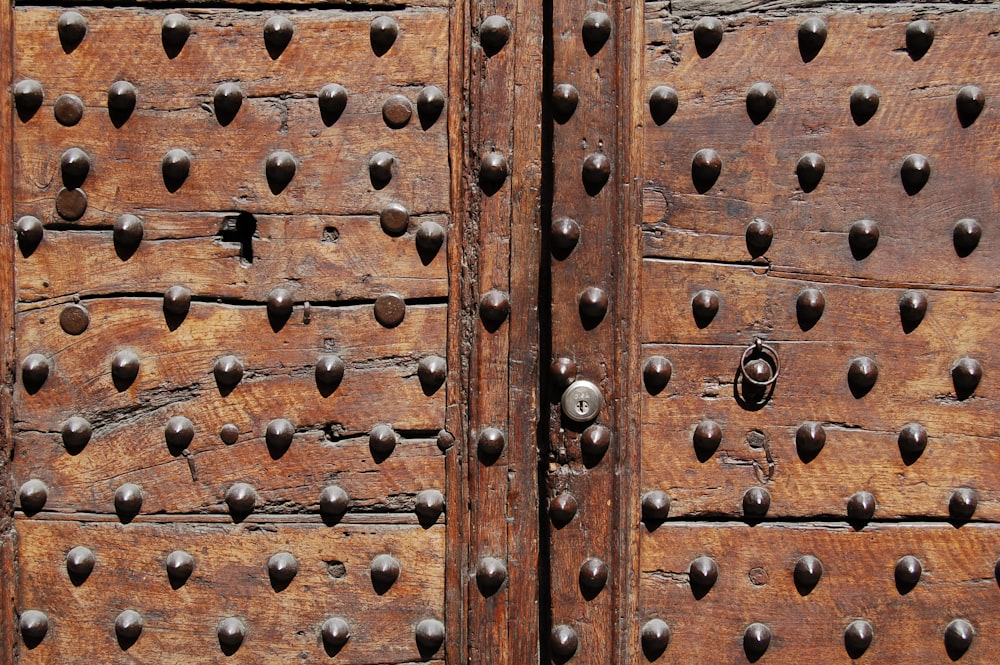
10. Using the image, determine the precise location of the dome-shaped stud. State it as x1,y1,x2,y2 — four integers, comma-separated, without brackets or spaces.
267,551,298,585
319,485,350,518
551,624,579,659
60,303,90,335
745,218,773,258
797,17,828,62
693,17,724,57
55,187,88,221
476,556,507,596
949,487,978,520
643,356,672,395
744,623,772,661
369,424,398,460
111,350,140,386
793,554,823,594
161,14,191,57
370,16,399,56
66,545,96,581
689,556,718,592
582,152,611,193
417,355,447,394
370,553,401,593
905,19,934,60
579,557,609,596
648,85,678,125
479,289,510,328
693,419,722,459
415,619,445,656
19,479,48,514
213,83,243,125
53,94,84,126
844,620,873,658
581,12,611,55
382,94,413,129
61,416,92,453
899,290,928,327
378,202,409,236
848,219,879,259
262,15,294,57
691,289,719,326
114,483,143,520
952,218,982,257
479,151,509,188
478,427,506,458
225,483,257,517
848,356,879,395
691,148,721,192
163,285,191,317
746,82,777,124
552,83,579,123
744,362,773,386
580,424,611,464
217,617,247,651
796,288,825,328
57,11,87,50
374,293,406,328
113,213,144,257
551,217,580,254
895,555,922,590
742,487,771,519
19,610,49,643
549,492,578,526
796,152,825,192
414,488,444,525
318,84,348,125
641,490,671,522
315,355,345,390
579,286,608,321
162,149,191,190
265,151,297,194
898,422,928,458
322,618,351,651
266,287,293,319
115,610,143,644
21,354,50,392
164,415,194,453
265,418,294,457
15,216,44,255
944,619,974,659
213,355,244,388
416,221,446,253
14,79,44,118
479,15,512,56
368,151,395,188
416,86,445,128
642,618,671,658
550,357,577,390
847,490,876,522
219,424,239,445
849,84,880,125
951,357,982,396
165,550,195,584
956,86,985,127
60,148,90,188
107,81,137,123
900,153,930,195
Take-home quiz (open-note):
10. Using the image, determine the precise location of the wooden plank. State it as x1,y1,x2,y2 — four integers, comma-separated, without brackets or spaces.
16,519,445,664
641,522,1000,663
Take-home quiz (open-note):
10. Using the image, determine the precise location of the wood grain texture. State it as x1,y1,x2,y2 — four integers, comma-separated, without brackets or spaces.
641,522,1000,664
16,519,445,664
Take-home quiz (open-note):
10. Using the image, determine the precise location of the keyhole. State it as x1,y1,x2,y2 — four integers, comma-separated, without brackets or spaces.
576,398,589,414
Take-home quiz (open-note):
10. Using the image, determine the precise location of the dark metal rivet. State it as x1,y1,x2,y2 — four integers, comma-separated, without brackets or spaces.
798,17,828,62
641,490,670,522
265,418,294,456
113,214,144,255
163,286,191,316
15,216,43,255
219,424,239,445
266,287,293,319
847,490,876,522
166,550,195,583
214,355,244,387
382,94,413,129
742,487,770,518
114,483,143,519
900,153,930,195
795,421,826,457
693,419,722,458
380,203,409,236
414,488,444,524
550,492,578,525
643,356,672,394
417,356,446,394
61,416,92,452
370,553,401,591
744,623,772,660
796,152,825,192
374,293,406,328
895,555,922,589
898,422,928,457
60,148,90,188
315,355,345,389
944,619,974,659
956,86,985,127
55,187,88,221
370,16,399,56
476,557,507,596
54,94,84,126
416,86,445,128
479,289,510,328
108,81,137,120
848,356,879,394
60,303,90,335
953,218,981,257
116,610,143,643
480,151,509,186
746,82,777,124
951,357,982,395
642,619,671,658
579,286,608,320
416,221,446,252
796,288,825,327
14,79,44,117
793,554,823,593
66,545,96,580
319,485,350,518
850,84,880,125
949,487,978,520
551,217,580,253
225,483,257,516
745,218,773,257
21,354,50,392
905,19,934,60
265,151,297,194
318,84,348,125
648,85,678,125
899,290,928,327
162,149,191,189
848,219,879,259
415,619,445,655
689,556,718,591
691,148,721,192
478,427,506,457
19,610,49,642
743,357,773,386
322,618,351,650
267,552,298,584
57,11,87,50
161,14,191,55
263,16,294,56
844,620,873,658
369,424,398,459
217,617,246,650
581,12,611,54
479,15,512,55
579,557,609,595
213,83,243,125
691,289,719,325
693,17,724,57
369,151,394,188
437,429,455,452
552,83,579,123
111,350,140,384
551,624,579,658
582,152,611,193
19,479,48,514
580,424,611,463
550,357,577,390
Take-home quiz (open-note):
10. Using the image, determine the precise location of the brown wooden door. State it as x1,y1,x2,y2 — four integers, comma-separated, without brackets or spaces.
2,1,998,664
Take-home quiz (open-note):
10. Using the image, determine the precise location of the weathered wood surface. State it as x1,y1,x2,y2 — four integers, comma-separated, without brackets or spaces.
641,523,1000,663
17,519,445,664
655,1,1000,22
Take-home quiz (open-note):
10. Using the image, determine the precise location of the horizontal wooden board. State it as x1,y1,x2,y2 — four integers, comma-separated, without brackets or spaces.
640,522,1000,664
16,519,445,664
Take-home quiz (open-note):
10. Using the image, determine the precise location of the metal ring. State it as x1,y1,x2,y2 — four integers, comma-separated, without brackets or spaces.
739,338,780,388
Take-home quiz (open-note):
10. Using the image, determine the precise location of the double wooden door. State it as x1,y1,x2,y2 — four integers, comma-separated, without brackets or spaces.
3,0,998,662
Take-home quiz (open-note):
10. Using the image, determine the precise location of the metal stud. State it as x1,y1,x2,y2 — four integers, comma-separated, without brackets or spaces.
15,216,43,256
161,286,191,317
370,16,399,56
213,83,243,126
54,94,84,126
848,356,879,394
438,430,455,451
415,86,445,132
476,557,507,596
318,84,348,125
217,617,247,650
322,618,351,650
844,620,873,658
161,14,191,56
111,350,140,386
418,356,447,394
479,15,512,55
898,290,928,327
162,149,191,189
55,187,88,221
895,555,922,589
898,423,927,457
746,82,776,123
267,551,298,585
315,355,345,390
552,84,579,123
550,624,579,659
648,85,678,125
693,17,724,56
847,490,876,522
112,214,144,258
14,79,44,118
479,151,509,187
61,416,92,452
415,619,445,655
581,12,611,54
478,427,506,458
951,357,982,395
370,553,401,592
551,217,580,253
796,288,825,327
214,355,244,388
849,84,880,125
60,303,90,335
952,218,982,257
641,490,671,522
319,485,350,518
693,419,722,458
550,357,577,391
265,418,294,457
745,219,773,258
797,17,828,62
742,487,770,518
580,424,611,463
19,610,49,642
479,289,510,328
643,356,672,394
57,11,87,49
369,151,395,188
796,152,825,192
265,151,297,194
848,219,879,258
905,20,934,60
579,286,608,320
793,555,823,593
956,86,985,127
165,550,195,584
114,483,143,520
550,492,578,525
219,424,239,445
21,354,50,391
107,81,137,122
900,153,930,195
691,148,721,192
374,293,406,328
60,148,90,188
944,619,974,659
582,152,611,192
66,545,95,580
579,557,609,595
949,487,978,520
263,15,294,56
266,287,293,319
225,483,257,516
691,289,719,325
744,623,772,661
689,556,718,592
164,415,194,453
642,619,671,658
382,95,413,129
416,221,446,252
115,610,143,644
414,488,445,524
369,424,398,459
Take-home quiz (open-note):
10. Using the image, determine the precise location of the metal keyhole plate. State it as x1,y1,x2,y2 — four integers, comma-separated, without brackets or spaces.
561,380,602,423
